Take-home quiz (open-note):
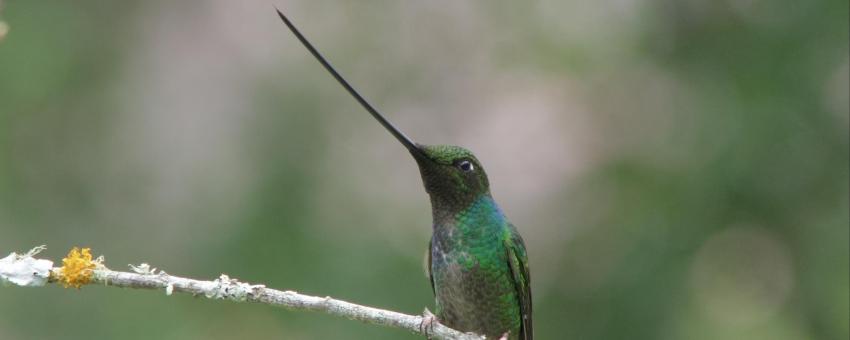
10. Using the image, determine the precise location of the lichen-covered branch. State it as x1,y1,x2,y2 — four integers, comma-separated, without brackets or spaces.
0,246,484,340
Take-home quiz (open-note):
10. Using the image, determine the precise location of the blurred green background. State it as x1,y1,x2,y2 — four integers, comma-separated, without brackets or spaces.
1,1,847,339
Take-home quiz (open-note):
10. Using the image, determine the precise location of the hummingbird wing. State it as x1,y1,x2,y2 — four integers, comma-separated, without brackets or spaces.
505,226,533,340
424,239,435,296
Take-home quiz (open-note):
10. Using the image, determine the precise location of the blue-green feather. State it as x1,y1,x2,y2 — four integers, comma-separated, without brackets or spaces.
428,195,531,340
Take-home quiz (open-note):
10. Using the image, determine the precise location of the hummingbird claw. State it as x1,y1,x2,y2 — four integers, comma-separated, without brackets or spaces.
419,308,437,339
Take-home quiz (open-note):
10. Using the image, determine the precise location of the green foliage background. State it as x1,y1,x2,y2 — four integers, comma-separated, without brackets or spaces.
1,1,847,339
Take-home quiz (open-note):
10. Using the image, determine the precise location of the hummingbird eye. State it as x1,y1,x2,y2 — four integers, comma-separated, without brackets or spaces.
457,160,474,172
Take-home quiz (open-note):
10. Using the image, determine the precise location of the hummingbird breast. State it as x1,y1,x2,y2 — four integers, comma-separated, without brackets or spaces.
430,196,522,339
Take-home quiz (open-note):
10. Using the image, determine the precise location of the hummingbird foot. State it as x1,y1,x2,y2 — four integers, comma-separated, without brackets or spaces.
419,308,437,339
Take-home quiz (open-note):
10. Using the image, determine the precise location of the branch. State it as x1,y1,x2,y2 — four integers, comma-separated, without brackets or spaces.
1,246,485,340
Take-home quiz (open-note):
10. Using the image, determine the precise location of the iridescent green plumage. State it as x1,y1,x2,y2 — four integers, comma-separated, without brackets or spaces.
416,145,532,340
275,11,532,339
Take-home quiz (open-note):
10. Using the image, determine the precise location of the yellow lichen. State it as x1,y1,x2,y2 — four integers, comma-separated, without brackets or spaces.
60,247,96,288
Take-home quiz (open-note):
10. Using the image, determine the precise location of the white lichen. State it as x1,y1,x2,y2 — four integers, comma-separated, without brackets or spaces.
204,274,264,301
129,263,156,275
0,246,54,287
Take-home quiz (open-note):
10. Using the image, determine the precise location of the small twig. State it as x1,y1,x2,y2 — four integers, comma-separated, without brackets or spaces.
0,246,484,340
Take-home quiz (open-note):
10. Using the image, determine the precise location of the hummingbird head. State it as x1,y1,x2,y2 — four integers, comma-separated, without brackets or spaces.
410,144,491,208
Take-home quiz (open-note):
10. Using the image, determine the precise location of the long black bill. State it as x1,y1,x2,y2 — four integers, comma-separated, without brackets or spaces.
275,8,422,155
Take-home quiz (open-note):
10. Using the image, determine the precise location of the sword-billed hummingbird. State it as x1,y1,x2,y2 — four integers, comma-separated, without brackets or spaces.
275,9,532,340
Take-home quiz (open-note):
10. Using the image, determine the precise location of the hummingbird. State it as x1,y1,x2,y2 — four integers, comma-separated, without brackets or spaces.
275,9,532,340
